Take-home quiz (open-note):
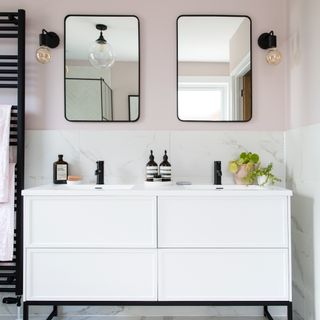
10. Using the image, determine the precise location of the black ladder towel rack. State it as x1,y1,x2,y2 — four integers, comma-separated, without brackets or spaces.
0,9,25,308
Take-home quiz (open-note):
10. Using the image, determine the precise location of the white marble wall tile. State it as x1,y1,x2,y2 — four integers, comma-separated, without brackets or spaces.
286,123,320,320
170,131,285,185
25,130,285,187
77,131,170,184
25,130,80,188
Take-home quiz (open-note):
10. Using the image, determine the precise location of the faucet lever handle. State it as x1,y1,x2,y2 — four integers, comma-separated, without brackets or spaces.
95,160,104,185
213,161,222,185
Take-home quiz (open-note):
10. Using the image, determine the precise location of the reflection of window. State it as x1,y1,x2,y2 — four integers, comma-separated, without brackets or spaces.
178,77,229,121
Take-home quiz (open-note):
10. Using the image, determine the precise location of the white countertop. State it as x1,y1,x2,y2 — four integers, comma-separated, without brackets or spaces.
22,183,293,197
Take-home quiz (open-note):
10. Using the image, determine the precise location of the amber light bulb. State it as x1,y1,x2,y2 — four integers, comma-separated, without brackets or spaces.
266,48,282,65
36,46,51,64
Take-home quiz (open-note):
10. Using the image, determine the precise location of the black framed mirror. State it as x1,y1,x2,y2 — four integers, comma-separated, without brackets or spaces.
64,15,140,122
177,15,252,122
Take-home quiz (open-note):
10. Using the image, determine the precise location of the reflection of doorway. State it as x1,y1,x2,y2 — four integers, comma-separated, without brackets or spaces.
242,70,251,121
230,53,251,121
128,95,139,121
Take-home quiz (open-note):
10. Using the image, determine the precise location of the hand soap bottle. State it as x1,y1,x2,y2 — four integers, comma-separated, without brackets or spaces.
146,150,158,181
159,150,171,181
53,154,68,184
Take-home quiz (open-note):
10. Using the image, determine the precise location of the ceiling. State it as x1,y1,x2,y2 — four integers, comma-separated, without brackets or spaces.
178,16,247,62
65,16,139,62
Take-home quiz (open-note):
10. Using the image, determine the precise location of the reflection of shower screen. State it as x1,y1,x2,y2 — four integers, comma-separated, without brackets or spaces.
66,78,113,121
101,80,113,121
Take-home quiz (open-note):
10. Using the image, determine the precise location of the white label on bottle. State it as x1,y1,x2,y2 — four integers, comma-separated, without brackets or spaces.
160,166,171,180
160,167,171,172
146,166,158,178
56,164,67,180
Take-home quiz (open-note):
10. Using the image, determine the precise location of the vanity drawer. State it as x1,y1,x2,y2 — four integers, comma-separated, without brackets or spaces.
158,196,288,248
25,248,157,301
158,249,289,301
24,196,156,248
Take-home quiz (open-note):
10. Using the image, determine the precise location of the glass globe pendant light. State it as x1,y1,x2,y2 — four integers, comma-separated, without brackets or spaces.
89,24,115,69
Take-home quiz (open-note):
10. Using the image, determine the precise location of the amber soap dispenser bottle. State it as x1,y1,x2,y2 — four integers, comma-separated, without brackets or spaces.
53,154,68,184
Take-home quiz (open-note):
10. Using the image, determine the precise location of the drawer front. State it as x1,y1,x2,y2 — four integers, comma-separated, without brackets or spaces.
158,249,289,301
158,196,288,247
25,196,156,248
25,249,157,301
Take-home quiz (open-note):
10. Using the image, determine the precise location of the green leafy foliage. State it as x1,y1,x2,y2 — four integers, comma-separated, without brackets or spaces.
228,152,260,174
247,163,281,186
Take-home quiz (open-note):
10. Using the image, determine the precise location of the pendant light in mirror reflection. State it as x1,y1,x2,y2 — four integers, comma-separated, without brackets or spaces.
177,15,252,122
258,31,282,65
89,24,115,69
36,29,60,64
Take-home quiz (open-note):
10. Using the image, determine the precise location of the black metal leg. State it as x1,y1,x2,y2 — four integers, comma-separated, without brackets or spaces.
47,305,58,320
264,306,274,320
288,302,293,320
23,302,28,320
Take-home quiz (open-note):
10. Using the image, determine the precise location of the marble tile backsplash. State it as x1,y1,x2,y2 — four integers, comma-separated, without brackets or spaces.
25,130,285,188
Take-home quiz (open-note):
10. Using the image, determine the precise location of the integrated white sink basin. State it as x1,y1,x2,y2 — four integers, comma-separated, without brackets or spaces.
63,184,134,190
182,184,264,190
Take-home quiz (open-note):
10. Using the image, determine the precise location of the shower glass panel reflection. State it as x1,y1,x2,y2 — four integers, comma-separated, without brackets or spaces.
65,78,113,121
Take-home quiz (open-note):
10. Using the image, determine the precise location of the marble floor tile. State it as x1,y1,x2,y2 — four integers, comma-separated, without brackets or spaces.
0,317,286,320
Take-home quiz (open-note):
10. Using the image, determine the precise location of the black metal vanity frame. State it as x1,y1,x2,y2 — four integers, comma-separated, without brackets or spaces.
176,14,253,123
23,300,292,320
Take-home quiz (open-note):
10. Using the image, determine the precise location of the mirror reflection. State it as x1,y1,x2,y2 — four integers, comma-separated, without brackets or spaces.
177,15,252,122
65,15,140,122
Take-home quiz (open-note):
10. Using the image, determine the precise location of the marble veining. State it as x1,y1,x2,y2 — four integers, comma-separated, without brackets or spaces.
0,317,286,320
25,130,285,188
286,123,320,320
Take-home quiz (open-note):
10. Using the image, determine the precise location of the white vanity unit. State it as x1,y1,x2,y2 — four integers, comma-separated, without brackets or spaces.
22,184,293,320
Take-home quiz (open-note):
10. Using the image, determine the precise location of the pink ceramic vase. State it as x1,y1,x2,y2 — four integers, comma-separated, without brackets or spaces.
234,164,254,185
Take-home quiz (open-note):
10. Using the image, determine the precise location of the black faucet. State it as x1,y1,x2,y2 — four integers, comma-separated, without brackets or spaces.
95,161,104,185
213,161,222,185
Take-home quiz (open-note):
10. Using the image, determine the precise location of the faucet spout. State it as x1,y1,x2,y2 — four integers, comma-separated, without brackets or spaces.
95,161,104,185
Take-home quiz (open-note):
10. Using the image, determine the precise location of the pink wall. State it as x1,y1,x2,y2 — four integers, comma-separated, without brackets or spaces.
2,0,288,130
287,0,320,129
179,62,229,76
112,62,139,120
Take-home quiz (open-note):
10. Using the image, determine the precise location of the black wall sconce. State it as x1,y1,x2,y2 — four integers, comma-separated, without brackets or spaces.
36,29,60,64
258,31,282,65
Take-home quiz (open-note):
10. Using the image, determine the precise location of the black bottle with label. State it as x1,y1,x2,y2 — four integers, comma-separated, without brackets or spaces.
159,150,171,181
146,150,158,181
53,154,68,184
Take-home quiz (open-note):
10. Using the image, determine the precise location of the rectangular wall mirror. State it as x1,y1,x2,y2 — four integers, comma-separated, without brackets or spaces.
177,15,252,122
64,15,140,122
